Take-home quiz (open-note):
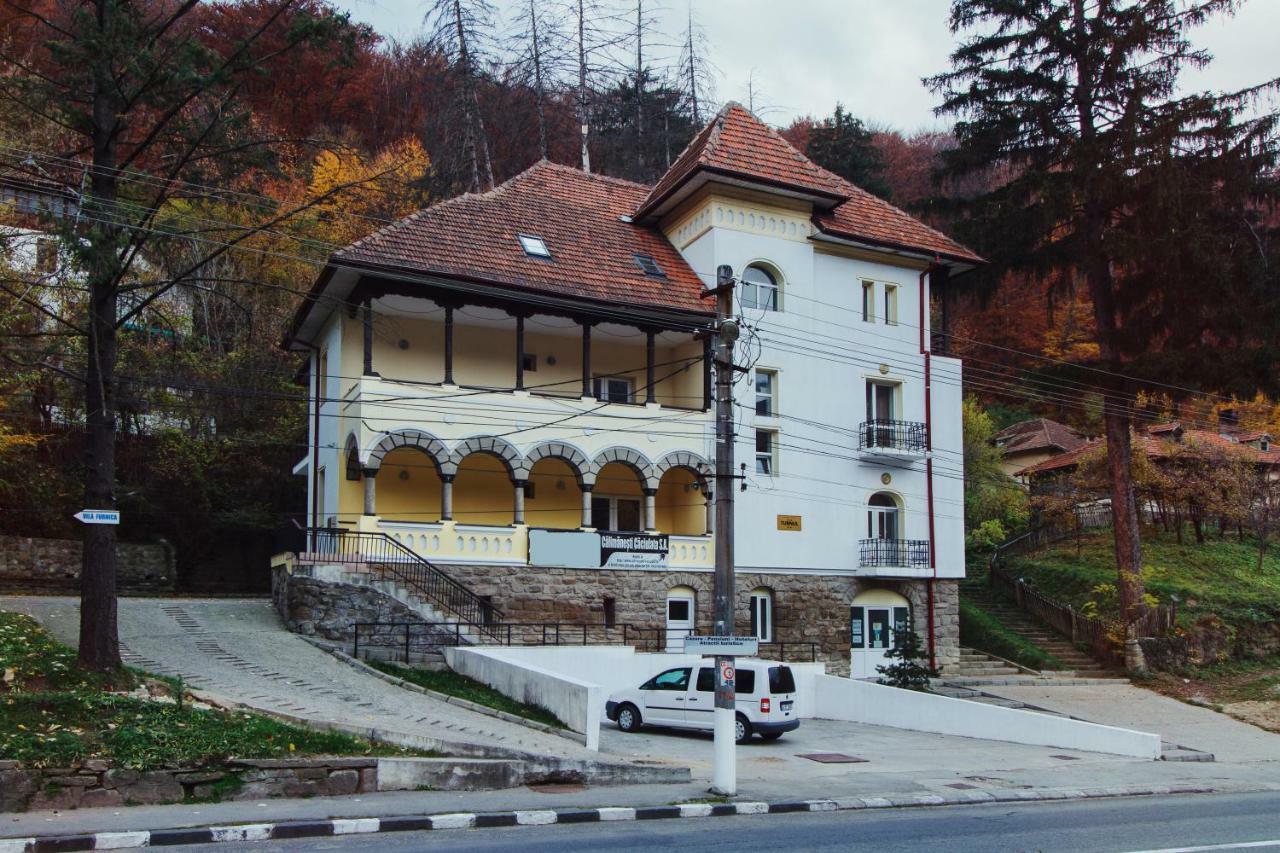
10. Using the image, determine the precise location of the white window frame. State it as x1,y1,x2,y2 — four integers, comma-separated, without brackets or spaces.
591,495,643,531
749,589,774,642
755,368,777,417
593,376,634,403
741,265,780,312
861,280,875,322
755,428,777,475
883,284,899,326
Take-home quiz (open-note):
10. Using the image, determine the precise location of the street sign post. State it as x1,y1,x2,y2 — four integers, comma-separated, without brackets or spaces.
73,509,120,525
684,635,760,657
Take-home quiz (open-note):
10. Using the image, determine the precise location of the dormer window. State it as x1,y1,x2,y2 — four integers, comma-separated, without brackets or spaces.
518,234,551,258
634,253,665,278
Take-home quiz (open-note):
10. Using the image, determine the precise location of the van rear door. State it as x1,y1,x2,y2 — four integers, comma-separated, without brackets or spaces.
768,665,797,720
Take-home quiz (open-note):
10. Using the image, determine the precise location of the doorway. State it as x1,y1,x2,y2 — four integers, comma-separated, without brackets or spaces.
665,586,696,652
849,590,911,678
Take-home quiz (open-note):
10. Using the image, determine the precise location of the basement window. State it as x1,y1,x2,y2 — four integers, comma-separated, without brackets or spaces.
634,253,665,278
518,234,551,258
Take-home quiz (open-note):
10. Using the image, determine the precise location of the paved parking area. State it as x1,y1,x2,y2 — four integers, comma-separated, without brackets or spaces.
1,596,595,759
597,714,1149,800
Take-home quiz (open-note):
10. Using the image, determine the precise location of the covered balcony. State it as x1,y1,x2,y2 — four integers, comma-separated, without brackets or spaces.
336,428,714,570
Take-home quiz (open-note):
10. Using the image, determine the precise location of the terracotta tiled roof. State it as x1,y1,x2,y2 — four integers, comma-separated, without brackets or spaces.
1019,424,1280,477
636,103,850,219
332,161,712,315
995,418,1088,456
635,102,982,265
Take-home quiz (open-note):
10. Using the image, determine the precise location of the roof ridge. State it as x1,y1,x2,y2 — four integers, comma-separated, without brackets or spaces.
535,159,654,191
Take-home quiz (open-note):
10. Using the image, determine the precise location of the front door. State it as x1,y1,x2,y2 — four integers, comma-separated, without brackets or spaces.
591,496,642,531
640,667,691,725
850,604,910,678
665,593,695,652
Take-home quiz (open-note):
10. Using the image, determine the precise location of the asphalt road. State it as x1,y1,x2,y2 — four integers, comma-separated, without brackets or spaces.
181,791,1280,852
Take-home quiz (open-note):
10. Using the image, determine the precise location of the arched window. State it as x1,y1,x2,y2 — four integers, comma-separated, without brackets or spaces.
741,265,779,312
749,587,774,642
867,492,900,541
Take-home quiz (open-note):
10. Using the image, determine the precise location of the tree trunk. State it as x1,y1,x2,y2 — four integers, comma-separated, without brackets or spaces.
79,0,123,672
528,0,547,160
1192,512,1204,543
634,0,644,173
1103,409,1145,625
576,0,590,172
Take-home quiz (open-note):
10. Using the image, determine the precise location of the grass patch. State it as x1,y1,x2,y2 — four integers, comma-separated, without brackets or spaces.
1004,528,1280,626
0,612,420,769
371,662,565,729
959,598,1066,672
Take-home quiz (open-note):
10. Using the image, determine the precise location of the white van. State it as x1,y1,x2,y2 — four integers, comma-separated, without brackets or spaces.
605,660,799,744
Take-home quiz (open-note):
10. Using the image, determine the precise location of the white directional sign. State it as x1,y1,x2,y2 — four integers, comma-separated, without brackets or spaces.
684,635,759,656
74,509,120,525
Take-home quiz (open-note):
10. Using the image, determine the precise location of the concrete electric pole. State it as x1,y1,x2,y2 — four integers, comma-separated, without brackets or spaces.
710,263,738,796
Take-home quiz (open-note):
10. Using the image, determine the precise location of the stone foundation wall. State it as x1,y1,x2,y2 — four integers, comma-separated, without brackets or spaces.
434,565,961,677
0,758,376,813
272,567,422,641
0,534,174,593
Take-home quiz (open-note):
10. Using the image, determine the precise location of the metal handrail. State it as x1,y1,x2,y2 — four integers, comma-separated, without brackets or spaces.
309,527,504,634
859,538,930,568
858,419,928,452
352,620,668,659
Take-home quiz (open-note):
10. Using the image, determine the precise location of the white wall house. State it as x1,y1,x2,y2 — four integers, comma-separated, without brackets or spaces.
285,104,981,676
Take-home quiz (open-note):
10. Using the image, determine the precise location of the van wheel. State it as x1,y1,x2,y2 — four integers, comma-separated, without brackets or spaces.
761,732,783,741
616,703,642,733
735,714,752,744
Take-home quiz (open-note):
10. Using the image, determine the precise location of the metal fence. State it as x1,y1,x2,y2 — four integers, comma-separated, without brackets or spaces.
858,419,928,453
351,620,819,664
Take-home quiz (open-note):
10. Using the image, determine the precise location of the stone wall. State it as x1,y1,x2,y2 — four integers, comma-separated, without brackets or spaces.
430,564,961,677
0,534,174,593
0,758,376,812
272,567,423,641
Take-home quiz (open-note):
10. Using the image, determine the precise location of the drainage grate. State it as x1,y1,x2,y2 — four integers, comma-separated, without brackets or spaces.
1049,754,1081,760
945,782,978,789
529,784,586,794
797,753,868,764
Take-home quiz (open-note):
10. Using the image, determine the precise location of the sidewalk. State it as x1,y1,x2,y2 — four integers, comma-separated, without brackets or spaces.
7,731,1280,843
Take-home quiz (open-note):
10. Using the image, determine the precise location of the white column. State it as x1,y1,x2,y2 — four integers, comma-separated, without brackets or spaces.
514,480,526,525
441,476,454,521
581,486,594,528
643,488,657,533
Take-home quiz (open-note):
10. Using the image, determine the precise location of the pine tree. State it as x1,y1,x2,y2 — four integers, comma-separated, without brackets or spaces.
876,629,937,690
929,0,1280,669
805,104,891,200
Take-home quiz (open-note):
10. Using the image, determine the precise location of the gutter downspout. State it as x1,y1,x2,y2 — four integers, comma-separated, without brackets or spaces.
300,342,322,553
920,261,940,671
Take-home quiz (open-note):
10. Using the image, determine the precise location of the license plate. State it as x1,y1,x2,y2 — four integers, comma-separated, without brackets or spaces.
781,701,794,711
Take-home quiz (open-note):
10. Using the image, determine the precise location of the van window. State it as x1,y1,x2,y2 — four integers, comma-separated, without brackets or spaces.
647,668,691,691
769,666,796,694
696,667,715,692
735,669,756,695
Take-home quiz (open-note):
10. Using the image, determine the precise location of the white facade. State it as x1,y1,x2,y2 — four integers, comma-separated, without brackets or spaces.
666,192,965,581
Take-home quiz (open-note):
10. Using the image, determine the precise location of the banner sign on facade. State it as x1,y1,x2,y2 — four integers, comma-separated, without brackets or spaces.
685,635,760,656
600,533,669,568
776,514,802,531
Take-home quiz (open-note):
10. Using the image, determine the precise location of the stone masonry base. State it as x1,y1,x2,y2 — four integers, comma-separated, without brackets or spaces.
288,563,959,677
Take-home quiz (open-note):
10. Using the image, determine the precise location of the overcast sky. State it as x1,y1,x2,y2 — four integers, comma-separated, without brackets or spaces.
333,0,1279,131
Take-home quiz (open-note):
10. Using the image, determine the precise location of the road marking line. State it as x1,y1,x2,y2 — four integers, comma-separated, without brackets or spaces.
1122,841,1280,852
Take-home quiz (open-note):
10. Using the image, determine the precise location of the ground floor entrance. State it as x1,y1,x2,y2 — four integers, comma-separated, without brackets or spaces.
849,589,911,679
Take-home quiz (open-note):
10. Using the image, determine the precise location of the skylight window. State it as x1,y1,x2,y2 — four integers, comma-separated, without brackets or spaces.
518,234,551,258
634,253,665,278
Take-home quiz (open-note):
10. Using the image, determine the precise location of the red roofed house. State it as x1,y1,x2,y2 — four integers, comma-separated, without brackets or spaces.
281,103,980,678
994,418,1090,480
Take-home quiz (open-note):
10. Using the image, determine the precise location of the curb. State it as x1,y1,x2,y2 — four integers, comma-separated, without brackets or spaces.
302,638,585,746
0,784,1236,851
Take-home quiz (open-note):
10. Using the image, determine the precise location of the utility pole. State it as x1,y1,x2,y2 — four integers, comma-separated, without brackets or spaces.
710,263,738,796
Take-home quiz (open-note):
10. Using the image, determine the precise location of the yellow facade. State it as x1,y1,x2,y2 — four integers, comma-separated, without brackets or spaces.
453,452,516,526
525,457,582,529
655,467,705,535
376,446,443,522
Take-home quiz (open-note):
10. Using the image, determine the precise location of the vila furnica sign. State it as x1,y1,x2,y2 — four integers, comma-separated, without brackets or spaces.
776,515,802,531
600,533,669,568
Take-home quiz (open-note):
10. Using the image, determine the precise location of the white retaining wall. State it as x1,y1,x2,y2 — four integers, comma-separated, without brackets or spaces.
807,674,1161,759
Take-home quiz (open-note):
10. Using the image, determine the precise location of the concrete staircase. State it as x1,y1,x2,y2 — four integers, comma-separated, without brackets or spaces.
961,581,1122,678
